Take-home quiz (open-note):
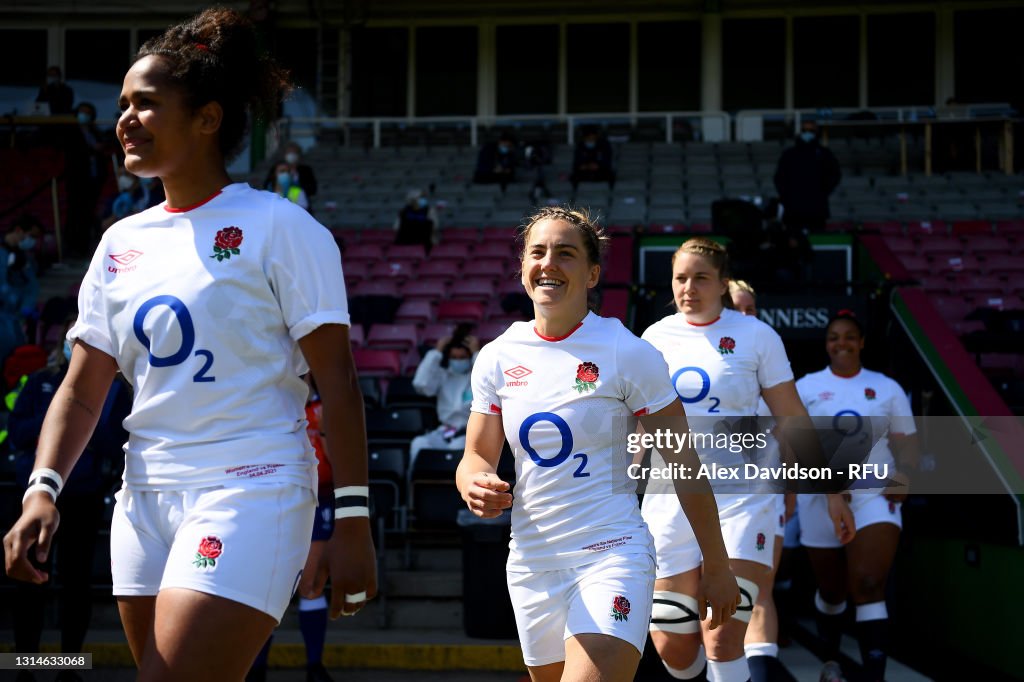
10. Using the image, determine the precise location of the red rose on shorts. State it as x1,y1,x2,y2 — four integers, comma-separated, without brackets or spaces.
193,535,223,568
211,226,243,261
611,595,631,621
718,337,736,355
574,362,599,393
864,387,876,400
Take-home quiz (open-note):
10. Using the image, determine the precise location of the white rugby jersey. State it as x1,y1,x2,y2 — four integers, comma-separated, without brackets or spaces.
796,367,916,469
69,183,349,490
471,312,677,571
641,309,792,474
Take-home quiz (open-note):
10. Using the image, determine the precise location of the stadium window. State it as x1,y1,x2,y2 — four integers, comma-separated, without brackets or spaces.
722,18,784,112
350,27,408,117
415,26,478,116
567,23,629,113
496,25,558,115
793,16,859,109
954,7,1024,106
274,29,317,93
0,30,47,87
867,13,935,106
637,21,700,112
66,29,130,84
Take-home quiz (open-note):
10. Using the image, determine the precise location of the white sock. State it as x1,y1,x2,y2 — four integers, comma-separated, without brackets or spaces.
744,642,779,658
814,590,847,616
855,600,887,622
707,656,750,682
663,646,707,679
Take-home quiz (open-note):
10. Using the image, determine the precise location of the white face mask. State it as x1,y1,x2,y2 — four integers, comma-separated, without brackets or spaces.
284,152,299,165
448,358,472,374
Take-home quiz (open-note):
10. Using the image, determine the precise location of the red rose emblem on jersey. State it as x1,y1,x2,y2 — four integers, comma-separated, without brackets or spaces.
864,387,877,400
756,532,766,551
611,595,631,622
718,337,736,355
574,362,599,393
193,535,223,569
211,226,243,261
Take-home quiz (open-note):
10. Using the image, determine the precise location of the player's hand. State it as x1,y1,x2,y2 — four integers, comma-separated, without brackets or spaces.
3,493,59,584
784,492,797,521
697,565,740,631
463,472,512,519
882,471,910,504
826,493,856,545
299,539,328,600
326,518,378,619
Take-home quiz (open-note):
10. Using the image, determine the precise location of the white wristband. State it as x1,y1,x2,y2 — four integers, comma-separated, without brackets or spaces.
334,485,370,520
24,467,64,504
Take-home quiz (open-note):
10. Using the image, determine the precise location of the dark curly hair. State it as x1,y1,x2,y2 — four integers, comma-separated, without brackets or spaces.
136,6,290,162
518,205,610,267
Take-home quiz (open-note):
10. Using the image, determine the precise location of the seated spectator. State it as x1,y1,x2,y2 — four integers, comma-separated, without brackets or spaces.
100,170,163,230
0,222,39,316
473,132,517,189
393,189,440,252
35,65,74,115
271,161,310,211
409,325,478,470
571,125,615,191
263,141,318,208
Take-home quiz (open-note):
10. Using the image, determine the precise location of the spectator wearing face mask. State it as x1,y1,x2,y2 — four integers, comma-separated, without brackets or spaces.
393,189,440,253
101,171,165,231
473,132,518,190
271,161,310,211
408,328,479,470
570,125,615,192
773,120,841,235
0,222,41,316
263,141,318,208
35,65,74,115
66,102,114,256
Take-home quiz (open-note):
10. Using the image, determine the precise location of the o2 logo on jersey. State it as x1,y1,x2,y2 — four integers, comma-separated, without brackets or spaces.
519,412,590,478
671,366,720,413
133,295,216,383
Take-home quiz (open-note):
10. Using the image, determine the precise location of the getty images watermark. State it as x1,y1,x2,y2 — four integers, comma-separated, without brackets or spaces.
598,415,1024,495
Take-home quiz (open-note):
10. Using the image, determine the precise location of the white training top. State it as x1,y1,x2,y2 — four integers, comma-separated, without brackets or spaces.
69,183,350,490
641,308,793,481
796,367,916,470
470,312,677,571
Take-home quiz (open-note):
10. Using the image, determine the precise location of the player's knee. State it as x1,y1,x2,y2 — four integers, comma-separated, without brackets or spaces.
650,590,702,668
851,572,887,601
733,576,759,624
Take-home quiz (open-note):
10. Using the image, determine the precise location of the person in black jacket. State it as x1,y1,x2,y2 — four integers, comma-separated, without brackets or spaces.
263,141,318,209
473,132,518,190
35,66,74,115
570,126,615,191
773,121,841,234
9,322,131,678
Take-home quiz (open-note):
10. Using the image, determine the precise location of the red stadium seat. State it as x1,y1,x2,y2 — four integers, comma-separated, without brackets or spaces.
394,300,434,324
601,289,630,325
437,300,485,323
366,323,421,351
416,259,462,280
930,296,973,323
349,324,365,348
474,241,518,260
450,278,497,302
604,236,634,285
898,254,930,274
352,279,401,297
345,244,385,261
918,236,964,258
966,235,1012,256
343,260,370,286
931,254,980,275
862,221,903,236
951,220,993,235
462,258,507,279
982,254,1024,277
421,322,456,347
906,220,948,237
385,244,428,262
885,236,916,254
431,243,471,260
368,259,417,281
443,229,481,244
401,279,449,300
353,349,402,377
476,320,515,343
358,230,395,245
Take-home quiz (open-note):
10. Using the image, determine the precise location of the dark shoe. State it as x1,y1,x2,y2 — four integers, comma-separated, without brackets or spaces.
306,662,334,682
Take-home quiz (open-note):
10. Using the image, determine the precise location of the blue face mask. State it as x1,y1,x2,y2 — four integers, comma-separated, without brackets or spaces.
584,140,596,149
799,131,816,143
417,197,429,208
498,145,510,154
448,358,472,374
77,112,92,125
63,339,72,363
276,172,292,189
19,237,36,251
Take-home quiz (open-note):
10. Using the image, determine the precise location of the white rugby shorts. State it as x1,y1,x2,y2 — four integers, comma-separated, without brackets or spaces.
797,491,901,548
110,482,316,622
